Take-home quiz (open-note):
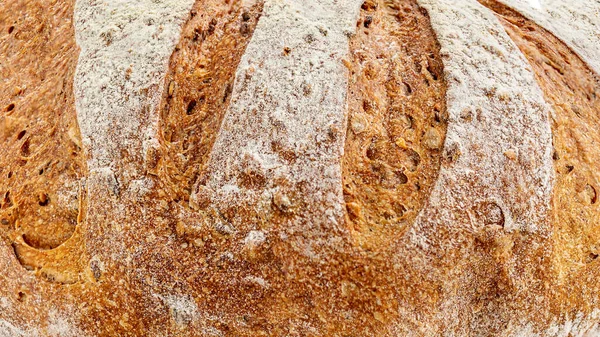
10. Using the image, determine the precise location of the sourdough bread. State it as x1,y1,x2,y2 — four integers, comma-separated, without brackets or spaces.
1,0,600,336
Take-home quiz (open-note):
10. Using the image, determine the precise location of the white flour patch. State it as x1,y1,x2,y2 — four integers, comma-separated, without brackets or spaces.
0,298,8,309
244,230,266,246
528,0,541,9
413,0,553,239
496,0,600,74
191,0,363,251
46,310,86,337
244,275,270,288
73,0,196,178
157,294,199,327
511,309,600,336
0,320,27,337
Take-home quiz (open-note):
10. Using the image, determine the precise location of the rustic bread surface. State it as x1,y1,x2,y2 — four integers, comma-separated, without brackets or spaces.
1,0,600,336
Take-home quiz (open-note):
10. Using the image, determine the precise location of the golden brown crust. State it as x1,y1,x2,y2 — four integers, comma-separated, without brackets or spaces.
155,0,264,204
0,1,448,335
480,0,600,322
0,0,88,284
2,0,600,335
343,0,448,250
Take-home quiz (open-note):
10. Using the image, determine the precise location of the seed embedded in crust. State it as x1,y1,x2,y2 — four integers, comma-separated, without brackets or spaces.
273,190,292,212
423,128,442,150
504,149,517,160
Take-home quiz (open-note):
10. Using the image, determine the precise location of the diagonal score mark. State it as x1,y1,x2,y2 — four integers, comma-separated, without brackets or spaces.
73,0,196,183
190,0,363,248
410,0,554,242
386,0,555,332
493,0,600,75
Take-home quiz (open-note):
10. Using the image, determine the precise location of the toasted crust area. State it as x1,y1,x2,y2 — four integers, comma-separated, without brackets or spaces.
2,0,600,336
482,0,600,327
495,0,600,76
156,0,264,203
343,0,448,251
0,0,88,284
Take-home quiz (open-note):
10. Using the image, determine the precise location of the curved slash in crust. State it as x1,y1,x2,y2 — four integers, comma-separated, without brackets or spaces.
189,0,363,252
73,0,196,179
494,0,600,76
412,0,554,239
4,0,198,285
342,0,449,251
391,0,554,332
0,0,87,284
70,0,195,282
481,0,600,332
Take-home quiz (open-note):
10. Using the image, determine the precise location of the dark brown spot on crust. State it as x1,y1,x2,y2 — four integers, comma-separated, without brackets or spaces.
38,192,49,206
90,260,102,281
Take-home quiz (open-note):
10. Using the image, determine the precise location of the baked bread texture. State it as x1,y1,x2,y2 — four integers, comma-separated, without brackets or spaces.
1,0,600,336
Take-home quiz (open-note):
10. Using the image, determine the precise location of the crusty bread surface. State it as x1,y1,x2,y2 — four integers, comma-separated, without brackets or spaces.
1,0,600,336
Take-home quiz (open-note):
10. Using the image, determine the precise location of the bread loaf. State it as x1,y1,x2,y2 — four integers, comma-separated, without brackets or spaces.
1,0,600,335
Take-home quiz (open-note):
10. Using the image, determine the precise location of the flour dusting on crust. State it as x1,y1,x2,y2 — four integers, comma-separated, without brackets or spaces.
511,309,600,337
0,320,27,337
398,0,555,330
73,0,195,178
496,0,600,75
191,0,362,251
412,0,553,240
